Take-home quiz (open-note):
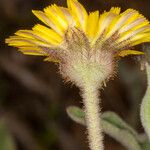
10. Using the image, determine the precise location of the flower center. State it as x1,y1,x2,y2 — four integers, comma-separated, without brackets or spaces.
59,29,115,87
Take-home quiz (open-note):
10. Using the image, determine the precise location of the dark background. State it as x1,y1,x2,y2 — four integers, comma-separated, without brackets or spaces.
0,0,150,149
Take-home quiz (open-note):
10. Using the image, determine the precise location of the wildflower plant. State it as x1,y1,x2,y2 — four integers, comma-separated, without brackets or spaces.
5,0,150,150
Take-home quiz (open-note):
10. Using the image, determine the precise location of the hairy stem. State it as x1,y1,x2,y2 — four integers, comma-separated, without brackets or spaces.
82,83,103,150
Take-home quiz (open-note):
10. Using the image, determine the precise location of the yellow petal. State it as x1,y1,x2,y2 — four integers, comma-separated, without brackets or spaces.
118,25,150,42
131,34,150,46
117,50,144,57
32,10,63,35
119,17,149,34
106,9,139,38
44,5,68,32
32,24,62,44
19,47,45,56
6,36,51,47
44,57,60,63
97,11,117,37
110,7,121,14
67,0,88,31
59,7,76,27
32,10,53,27
15,30,53,45
86,11,99,39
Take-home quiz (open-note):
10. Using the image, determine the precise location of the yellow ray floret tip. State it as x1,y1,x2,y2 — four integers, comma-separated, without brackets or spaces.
117,50,144,57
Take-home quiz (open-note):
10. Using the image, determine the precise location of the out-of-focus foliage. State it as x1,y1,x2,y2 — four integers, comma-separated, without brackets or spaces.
0,119,16,150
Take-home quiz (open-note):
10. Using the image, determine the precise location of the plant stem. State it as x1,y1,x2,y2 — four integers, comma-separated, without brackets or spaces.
82,83,103,150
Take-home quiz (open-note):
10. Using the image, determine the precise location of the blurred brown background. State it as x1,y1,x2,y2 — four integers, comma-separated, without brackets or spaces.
0,0,150,150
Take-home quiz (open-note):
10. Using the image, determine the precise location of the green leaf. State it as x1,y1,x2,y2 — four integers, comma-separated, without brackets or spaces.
101,111,139,140
66,106,85,125
140,65,150,140
67,106,142,150
0,119,16,150
140,136,150,150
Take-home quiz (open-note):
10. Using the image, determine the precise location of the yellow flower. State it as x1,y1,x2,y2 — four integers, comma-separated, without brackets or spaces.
5,0,150,86
6,0,149,58
5,1,150,150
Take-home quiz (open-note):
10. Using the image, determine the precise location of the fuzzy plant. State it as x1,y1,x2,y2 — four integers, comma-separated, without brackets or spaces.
5,0,150,150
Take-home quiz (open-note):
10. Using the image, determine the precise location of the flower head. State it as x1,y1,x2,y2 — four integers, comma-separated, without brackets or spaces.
6,0,150,87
